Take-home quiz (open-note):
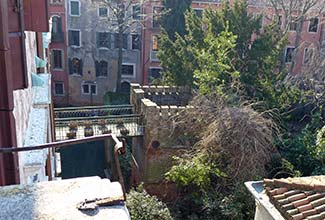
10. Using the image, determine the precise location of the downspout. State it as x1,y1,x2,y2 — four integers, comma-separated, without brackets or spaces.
16,0,28,88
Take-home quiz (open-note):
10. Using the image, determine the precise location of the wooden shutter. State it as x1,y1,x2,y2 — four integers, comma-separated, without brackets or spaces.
24,0,49,32
68,58,73,74
79,59,83,75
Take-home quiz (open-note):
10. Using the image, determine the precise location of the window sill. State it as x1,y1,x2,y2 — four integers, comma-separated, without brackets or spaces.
96,76,108,78
70,45,81,48
70,74,82,77
122,75,136,78
54,94,65,97
53,68,64,72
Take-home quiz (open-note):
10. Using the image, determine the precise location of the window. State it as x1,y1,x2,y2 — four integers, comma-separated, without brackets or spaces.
98,7,108,17
82,84,97,95
153,6,163,28
132,5,141,20
97,32,111,49
285,47,295,63
289,18,297,31
52,50,63,70
132,34,141,50
51,0,62,4
68,30,81,46
95,60,108,77
152,35,159,51
273,15,282,28
51,16,62,34
120,81,131,93
149,68,162,83
70,1,80,16
193,9,203,17
69,58,82,75
122,64,135,77
308,18,319,33
303,48,314,64
54,82,64,96
114,33,128,49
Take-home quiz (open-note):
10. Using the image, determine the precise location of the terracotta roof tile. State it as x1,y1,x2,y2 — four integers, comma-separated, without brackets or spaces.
264,175,325,220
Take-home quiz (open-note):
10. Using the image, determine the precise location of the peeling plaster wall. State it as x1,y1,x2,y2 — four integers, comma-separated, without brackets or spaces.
13,31,36,149
67,0,142,106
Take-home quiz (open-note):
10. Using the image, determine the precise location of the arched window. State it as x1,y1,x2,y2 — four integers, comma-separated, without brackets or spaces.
51,16,63,42
95,60,108,77
69,58,82,75
120,81,130,93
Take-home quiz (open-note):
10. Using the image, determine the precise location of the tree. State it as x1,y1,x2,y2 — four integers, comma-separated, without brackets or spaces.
160,0,192,40
159,1,285,105
92,0,144,92
268,0,325,74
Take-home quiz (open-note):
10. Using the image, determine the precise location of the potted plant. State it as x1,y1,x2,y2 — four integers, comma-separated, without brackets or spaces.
116,119,125,129
83,121,94,137
67,121,78,139
120,128,130,136
98,119,111,134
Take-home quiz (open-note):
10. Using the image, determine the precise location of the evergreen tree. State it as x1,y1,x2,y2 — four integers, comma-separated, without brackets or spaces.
160,0,192,40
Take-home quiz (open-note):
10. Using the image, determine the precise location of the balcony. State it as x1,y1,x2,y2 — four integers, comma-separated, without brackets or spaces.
51,31,64,43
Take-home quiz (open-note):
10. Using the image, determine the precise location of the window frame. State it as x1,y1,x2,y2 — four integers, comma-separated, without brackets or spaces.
131,34,141,50
97,32,111,49
132,4,141,20
81,83,97,95
68,29,81,47
308,17,319,33
69,0,80,17
121,63,136,78
96,60,108,77
288,17,297,32
98,7,109,18
152,6,163,28
285,46,295,64
54,81,65,96
149,67,163,83
51,49,64,71
50,0,63,5
303,47,314,64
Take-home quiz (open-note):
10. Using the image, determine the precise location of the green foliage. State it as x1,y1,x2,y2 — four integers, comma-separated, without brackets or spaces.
160,0,192,40
166,155,225,191
159,0,285,104
316,125,325,162
104,91,130,105
127,185,173,220
279,108,325,175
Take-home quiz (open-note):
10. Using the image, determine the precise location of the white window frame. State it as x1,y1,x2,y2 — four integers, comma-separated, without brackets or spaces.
149,67,163,82
285,46,295,64
131,33,141,50
121,63,136,78
51,49,64,71
50,0,63,5
98,7,109,18
288,17,297,32
69,0,80,17
81,83,97,95
132,4,141,20
69,29,81,47
54,82,65,96
307,17,319,33
97,32,111,50
303,47,314,64
152,6,164,28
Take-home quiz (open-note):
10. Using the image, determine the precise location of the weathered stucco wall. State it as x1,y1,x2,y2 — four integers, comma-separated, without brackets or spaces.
67,1,142,106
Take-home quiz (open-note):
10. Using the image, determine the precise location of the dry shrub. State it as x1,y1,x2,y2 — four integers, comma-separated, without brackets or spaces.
172,95,278,182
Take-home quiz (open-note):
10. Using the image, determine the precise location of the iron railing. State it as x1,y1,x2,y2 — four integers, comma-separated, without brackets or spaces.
54,105,134,118
54,114,144,141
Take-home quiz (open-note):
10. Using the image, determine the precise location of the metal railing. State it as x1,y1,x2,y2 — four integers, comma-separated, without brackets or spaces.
54,105,134,119
0,134,128,198
54,114,144,141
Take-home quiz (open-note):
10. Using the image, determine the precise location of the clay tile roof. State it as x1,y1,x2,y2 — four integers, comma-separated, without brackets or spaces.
264,176,325,220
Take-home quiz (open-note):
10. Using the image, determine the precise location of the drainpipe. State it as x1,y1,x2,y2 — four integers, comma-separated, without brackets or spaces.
16,0,28,88
0,0,20,186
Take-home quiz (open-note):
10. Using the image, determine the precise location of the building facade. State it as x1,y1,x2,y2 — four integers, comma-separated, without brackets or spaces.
66,0,143,106
49,0,69,107
0,0,54,186
141,0,325,84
